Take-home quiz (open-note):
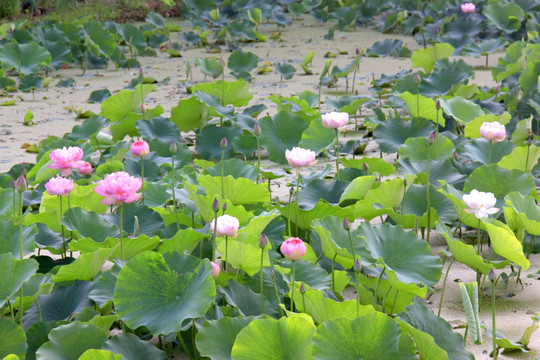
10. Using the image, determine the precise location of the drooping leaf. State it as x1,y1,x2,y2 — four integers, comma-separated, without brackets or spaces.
102,333,167,360
459,282,482,345
0,42,51,75
196,316,255,360
0,254,38,308
0,319,27,360
483,218,529,269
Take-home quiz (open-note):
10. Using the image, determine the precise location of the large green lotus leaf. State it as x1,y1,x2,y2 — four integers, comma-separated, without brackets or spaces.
498,145,540,173
298,117,336,153
293,289,374,325
191,79,252,106
26,321,58,360
0,42,51,75
436,224,493,274
339,175,376,205
170,96,207,132
512,117,534,146
102,333,167,360
399,158,466,188
87,89,112,104
158,228,207,255
195,125,242,160
62,208,119,243
234,211,280,246
492,41,536,82
411,43,455,73
217,239,270,276
88,271,116,308
269,92,319,123
52,247,115,283
459,138,514,166
505,192,540,235
78,350,122,360
280,200,355,231
339,158,395,176
35,322,108,360
196,316,255,360
84,22,115,57
198,174,269,205
483,218,529,269
399,92,440,125
298,180,349,211
519,59,540,95
100,84,155,122
221,280,278,317
463,112,511,139
103,203,164,237
275,259,331,291
400,298,473,360
114,251,216,335
118,24,147,53
0,221,37,258
274,62,296,80
19,74,43,92
231,317,315,360
463,164,534,200
70,235,160,262
363,178,405,211
358,223,442,286
399,135,455,162
325,95,370,114
136,117,181,144
65,116,109,143
259,111,309,164
228,50,258,74
23,280,93,331
439,96,484,124
312,313,409,360
398,320,449,360
0,254,38,308
483,2,525,34
0,319,27,360
463,37,507,57
204,159,259,181
373,117,435,153
145,11,165,27
195,57,223,79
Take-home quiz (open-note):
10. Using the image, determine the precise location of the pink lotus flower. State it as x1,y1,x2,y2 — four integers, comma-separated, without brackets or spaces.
78,162,93,175
210,215,239,237
461,2,475,13
48,146,86,176
45,176,74,197
281,237,306,261
211,261,220,279
285,147,316,168
321,111,349,129
480,122,506,142
94,171,142,205
130,140,150,157
463,189,499,219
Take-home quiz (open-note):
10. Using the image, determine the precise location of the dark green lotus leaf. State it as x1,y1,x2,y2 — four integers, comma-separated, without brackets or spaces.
88,270,117,308
298,117,336,153
221,280,279,317
400,298,474,360
367,39,403,57
0,41,51,75
145,12,165,27
62,208,119,243
136,117,181,145
65,115,109,143
271,8,293,27
0,221,37,258
0,319,27,360
196,316,255,360
114,251,216,335
26,321,58,360
444,15,483,39
55,78,75,87
0,76,16,89
52,247,115,283
312,313,410,360
23,280,93,331
102,333,167,360
232,317,314,360
232,133,258,158
269,92,319,123
399,135,455,162
275,62,296,80
373,117,436,153
278,259,331,291
483,2,525,34
103,203,164,237
419,59,475,96
19,74,43,92
205,158,259,181
463,38,508,57
195,124,242,160
463,164,534,201
36,322,108,360
259,111,309,164
195,57,223,79
398,158,466,188
358,223,442,286
228,50,258,75
192,79,253,107
148,33,169,48
520,57,540,96
87,89,112,103
397,184,457,225
179,31,201,46
459,138,514,166
439,96,484,124
0,253,38,308
324,95,371,114
118,24,147,53
298,179,349,211
84,21,115,58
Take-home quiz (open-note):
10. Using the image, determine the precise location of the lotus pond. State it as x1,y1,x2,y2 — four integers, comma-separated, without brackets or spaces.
0,0,540,359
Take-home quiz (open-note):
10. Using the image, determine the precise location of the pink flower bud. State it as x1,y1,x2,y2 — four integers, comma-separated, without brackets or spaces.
299,282,306,294
461,2,475,14
211,261,220,279
343,218,351,231
321,111,349,129
210,214,239,237
13,173,27,193
354,258,362,273
170,140,178,154
285,147,316,168
280,237,306,262
479,122,506,142
259,233,269,249
130,140,150,158
220,137,228,149
253,122,262,136
45,176,74,197
488,269,496,283
212,198,220,212
428,130,437,145
78,162,92,175
413,73,421,84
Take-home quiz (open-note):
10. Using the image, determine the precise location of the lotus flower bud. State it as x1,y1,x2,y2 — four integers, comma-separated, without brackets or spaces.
211,261,220,279
218,57,225,67
280,237,306,262
222,202,228,212
220,137,228,149
289,186,295,196
270,268,275,277
354,258,362,273
130,140,150,158
343,218,351,231
362,162,369,172
413,73,421,84
494,85,500,94
454,151,459,159
170,140,178,154
78,162,92,175
259,233,269,249
488,269,496,283
428,130,437,145
355,48,360,55
212,197,220,213
436,99,441,110
434,27,440,35
253,122,262,136
299,282,306,294
13,173,27,193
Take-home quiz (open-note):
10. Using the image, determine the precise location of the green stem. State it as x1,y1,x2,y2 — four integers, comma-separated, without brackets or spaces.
301,291,306,313
59,195,66,258
177,332,194,360
463,325,469,345
290,261,296,311
271,269,285,317
18,192,23,260
260,248,265,314
426,145,432,244
171,156,180,231
141,159,145,205
331,253,337,293
492,281,498,360
335,129,340,181
438,258,455,316
295,173,300,236
8,300,14,322
488,140,492,165
256,135,261,184
373,266,386,308
287,186,293,237
221,148,225,199
355,271,360,317
18,287,23,325
525,142,530,172
119,205,124,261
224,236,228,272
347,229,356,262
36,299,42,322
212,212,218,262
390,290,400,315
476,219,482,255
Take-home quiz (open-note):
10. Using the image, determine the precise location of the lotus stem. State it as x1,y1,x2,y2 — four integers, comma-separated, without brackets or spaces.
224,235,228,272
331,253,337,293
140,159,145,205
476,219,482,255
221,147,225,199
19,191,24,325
373,266,386,308
438,258,455,316
347,229,356,262
426,144,432,244
287,186,293,237
525,141,530,172
390,290,400,315
176,332,195,360
491,281,498,360
256,136,261,184
271,269,285,317
119,204,124,261
260,248,265,314
209,210,217,261
335,129,340,181
488,140,492,165
355,271,361,317
59,195,66,258
36,300,42,322
290,260,297,311
171,155,180,231
295,173,300,236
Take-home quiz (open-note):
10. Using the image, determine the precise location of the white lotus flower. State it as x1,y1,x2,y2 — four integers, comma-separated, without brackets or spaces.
463,189,499,219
